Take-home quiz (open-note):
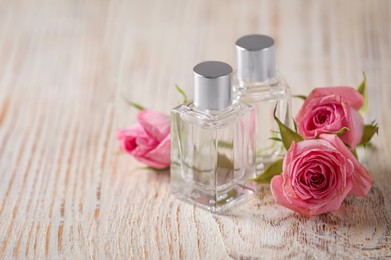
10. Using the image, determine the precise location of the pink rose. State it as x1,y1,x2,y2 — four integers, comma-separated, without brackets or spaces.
116,110,170,169
270,134,373,217
296,86,364,148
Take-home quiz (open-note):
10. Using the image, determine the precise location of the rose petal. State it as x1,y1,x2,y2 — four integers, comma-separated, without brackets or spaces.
340,107,364,148
137,110,170,142
320,134,373,196
309,86,364,110
116,124,146,153
131,135,157,156
307,178,353,216
144,134,171,168
271,176,310,215
272,175,323,217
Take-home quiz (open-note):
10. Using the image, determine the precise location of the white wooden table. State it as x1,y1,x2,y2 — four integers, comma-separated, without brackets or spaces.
0,0,390,258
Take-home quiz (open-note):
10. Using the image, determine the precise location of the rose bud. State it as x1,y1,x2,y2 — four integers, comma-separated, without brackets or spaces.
296,86,364,148
116,110,170,169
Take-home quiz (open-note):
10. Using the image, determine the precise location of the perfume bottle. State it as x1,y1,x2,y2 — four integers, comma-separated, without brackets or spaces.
234,34,291,170
170,61,256,213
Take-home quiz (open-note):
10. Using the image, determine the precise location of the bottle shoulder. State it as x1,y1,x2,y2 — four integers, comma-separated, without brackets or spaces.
172,101,254,129
233,71,289,88
233,73,291,101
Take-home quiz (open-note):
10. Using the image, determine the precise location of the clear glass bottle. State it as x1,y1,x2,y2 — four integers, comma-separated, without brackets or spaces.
170,61,256,213
234,34,291,171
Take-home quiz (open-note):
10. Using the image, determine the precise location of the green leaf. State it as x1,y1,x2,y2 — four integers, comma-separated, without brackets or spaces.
131,166,170,173
343,143,359,159
293,119,298,133
357,72,368,115
218,141,234,149
269,137,282,142
330,127,350,137
217,153,234,169
357,72,366,95
358,123,379,147
175,84,188,104
122,94,145,111
293,95,307,100
249,159,283,184
274,106,304,150
352,149,358,159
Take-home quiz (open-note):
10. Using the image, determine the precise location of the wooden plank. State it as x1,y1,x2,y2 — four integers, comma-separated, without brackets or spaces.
0,0,390,258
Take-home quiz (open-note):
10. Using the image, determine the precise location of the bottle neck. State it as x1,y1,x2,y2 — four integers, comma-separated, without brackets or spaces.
191,100,238,115
236,71,281,89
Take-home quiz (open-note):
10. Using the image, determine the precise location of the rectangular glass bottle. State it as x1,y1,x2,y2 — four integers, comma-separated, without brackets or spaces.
170,61,256,213
170,101,255,212
235,74,291,169
235,34,292,170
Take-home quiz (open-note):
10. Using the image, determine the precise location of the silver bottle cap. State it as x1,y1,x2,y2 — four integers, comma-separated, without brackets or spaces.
193,61,233,110
236,34,276,82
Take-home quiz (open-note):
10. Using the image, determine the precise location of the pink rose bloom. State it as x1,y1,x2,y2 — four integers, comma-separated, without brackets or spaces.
270,134,373,217
296,86,364,148
116,110,170,169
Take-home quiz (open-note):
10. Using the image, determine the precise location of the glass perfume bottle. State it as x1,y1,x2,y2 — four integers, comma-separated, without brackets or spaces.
170,61,256,213
234,34,291,170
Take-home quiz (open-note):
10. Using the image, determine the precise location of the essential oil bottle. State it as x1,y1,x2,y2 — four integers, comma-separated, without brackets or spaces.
170,61,256,213
234,34,291,170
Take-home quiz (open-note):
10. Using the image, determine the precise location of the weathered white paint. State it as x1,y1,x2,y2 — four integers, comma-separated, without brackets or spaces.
0,0,390,258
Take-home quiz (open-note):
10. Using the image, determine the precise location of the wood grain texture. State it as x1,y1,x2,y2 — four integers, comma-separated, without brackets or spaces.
0,0,390,258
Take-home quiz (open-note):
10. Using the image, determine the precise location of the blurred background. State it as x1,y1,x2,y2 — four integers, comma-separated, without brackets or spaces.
0,0,388,118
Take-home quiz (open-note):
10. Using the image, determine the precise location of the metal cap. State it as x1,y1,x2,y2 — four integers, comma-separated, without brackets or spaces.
193,61,233,110
236,34,276,82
